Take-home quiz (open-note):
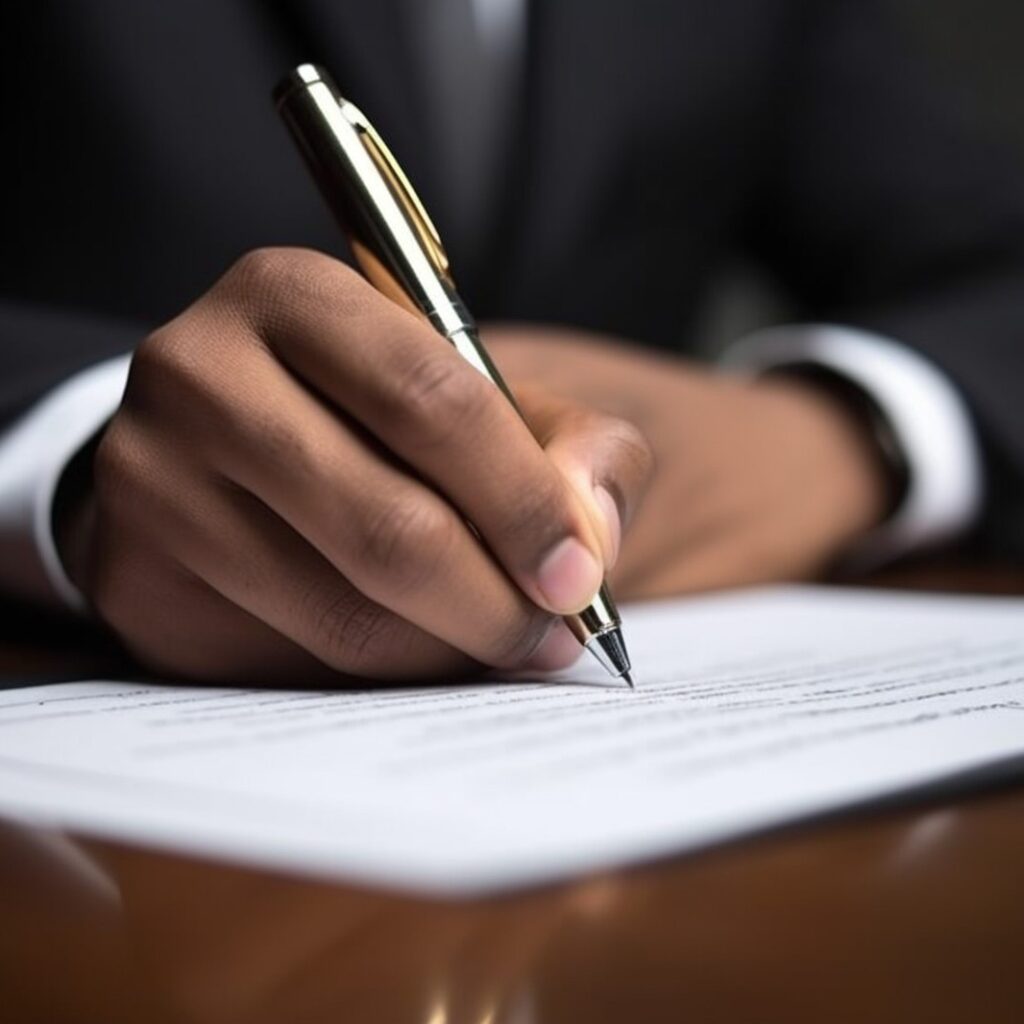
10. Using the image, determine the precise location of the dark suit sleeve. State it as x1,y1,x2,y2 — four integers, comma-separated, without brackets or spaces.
744,0,1024,558
0,300,145,428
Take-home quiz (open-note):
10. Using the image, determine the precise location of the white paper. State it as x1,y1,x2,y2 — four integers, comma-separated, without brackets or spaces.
1,586,1022,894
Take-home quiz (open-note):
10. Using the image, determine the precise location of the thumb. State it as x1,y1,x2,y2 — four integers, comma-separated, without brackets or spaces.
518,388,654,571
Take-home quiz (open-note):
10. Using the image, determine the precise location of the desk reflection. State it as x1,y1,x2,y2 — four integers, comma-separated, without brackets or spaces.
3,784,1024,1024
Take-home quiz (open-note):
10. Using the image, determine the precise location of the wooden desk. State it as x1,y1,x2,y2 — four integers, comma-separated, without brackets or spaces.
2,567,1024,1024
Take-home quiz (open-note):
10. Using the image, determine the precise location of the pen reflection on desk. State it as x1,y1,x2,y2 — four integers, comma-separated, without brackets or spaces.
273,64,634,686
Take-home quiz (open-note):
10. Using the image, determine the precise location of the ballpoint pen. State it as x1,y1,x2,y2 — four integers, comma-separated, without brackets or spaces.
273,64,634,686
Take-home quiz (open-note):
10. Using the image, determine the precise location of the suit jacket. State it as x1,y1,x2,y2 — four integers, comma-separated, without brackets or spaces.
4,0,1024,556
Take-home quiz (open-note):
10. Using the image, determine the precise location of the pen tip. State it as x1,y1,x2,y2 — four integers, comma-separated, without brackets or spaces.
585,627,632,682
622,671,635,689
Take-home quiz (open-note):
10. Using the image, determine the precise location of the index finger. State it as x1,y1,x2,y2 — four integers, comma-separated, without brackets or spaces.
222,247,607,616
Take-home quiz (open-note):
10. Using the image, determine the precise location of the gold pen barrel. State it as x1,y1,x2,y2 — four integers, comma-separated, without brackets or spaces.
276,67,516,398
274,65,630,680
274,65,471,340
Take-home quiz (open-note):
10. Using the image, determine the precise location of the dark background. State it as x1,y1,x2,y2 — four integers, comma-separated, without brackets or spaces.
701,0,1024,350
899,0,1024,157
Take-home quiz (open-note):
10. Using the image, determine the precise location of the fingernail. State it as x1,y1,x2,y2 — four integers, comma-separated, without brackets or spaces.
536,537,603,613
593,485,621,568
521,623,581,672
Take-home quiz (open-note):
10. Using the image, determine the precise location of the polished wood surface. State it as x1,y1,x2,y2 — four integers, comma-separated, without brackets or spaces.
2,566,1024,1024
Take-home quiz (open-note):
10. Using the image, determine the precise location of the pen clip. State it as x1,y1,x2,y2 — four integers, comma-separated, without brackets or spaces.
340,101,452,281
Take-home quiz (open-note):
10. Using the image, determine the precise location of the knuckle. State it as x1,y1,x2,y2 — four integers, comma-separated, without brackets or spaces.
355,497,454,592
604,416,656,486
392,353,492,447
128,322,253,440
91,419,183,538
568,409,655,501
306,587,398,674
129,327,178,382
259,416,317,476
224,247,366,326
488,609,555,669
91,422,144,503
504,475,574,548
129,325,207,405
223,248,306,326
226,246,296,296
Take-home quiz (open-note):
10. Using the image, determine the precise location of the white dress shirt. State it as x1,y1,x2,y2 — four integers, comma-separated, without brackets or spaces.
0,0,983,609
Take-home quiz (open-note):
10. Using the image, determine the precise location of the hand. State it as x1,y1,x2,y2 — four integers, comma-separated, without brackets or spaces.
486,326,891,599
56,250,652,683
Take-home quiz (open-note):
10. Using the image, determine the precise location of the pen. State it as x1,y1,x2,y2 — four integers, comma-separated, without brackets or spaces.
273,64,634,686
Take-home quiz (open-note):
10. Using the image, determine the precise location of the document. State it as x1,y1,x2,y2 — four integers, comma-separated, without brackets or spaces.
1,586,1022,894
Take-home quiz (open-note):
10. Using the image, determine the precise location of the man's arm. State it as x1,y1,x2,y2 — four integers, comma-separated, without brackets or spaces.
742,0,1024,558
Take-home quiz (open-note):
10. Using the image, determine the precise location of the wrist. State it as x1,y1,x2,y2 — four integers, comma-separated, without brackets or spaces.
766,364,910,521
753,373,896,545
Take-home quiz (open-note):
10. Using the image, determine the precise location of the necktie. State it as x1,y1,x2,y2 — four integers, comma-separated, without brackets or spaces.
407,0,524,258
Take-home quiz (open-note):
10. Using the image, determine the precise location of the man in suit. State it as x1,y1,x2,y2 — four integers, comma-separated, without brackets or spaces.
2,1,1022,681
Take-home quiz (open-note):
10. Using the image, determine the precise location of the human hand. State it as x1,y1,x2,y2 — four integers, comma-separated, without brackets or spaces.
55,250,652,682
486,326,891,599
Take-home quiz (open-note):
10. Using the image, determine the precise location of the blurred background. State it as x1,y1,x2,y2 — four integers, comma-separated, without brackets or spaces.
902,0,1024,158
699,0,1024,351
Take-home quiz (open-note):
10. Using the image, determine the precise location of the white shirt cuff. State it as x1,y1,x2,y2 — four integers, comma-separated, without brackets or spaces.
0,355,133,611
722,324,983,565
